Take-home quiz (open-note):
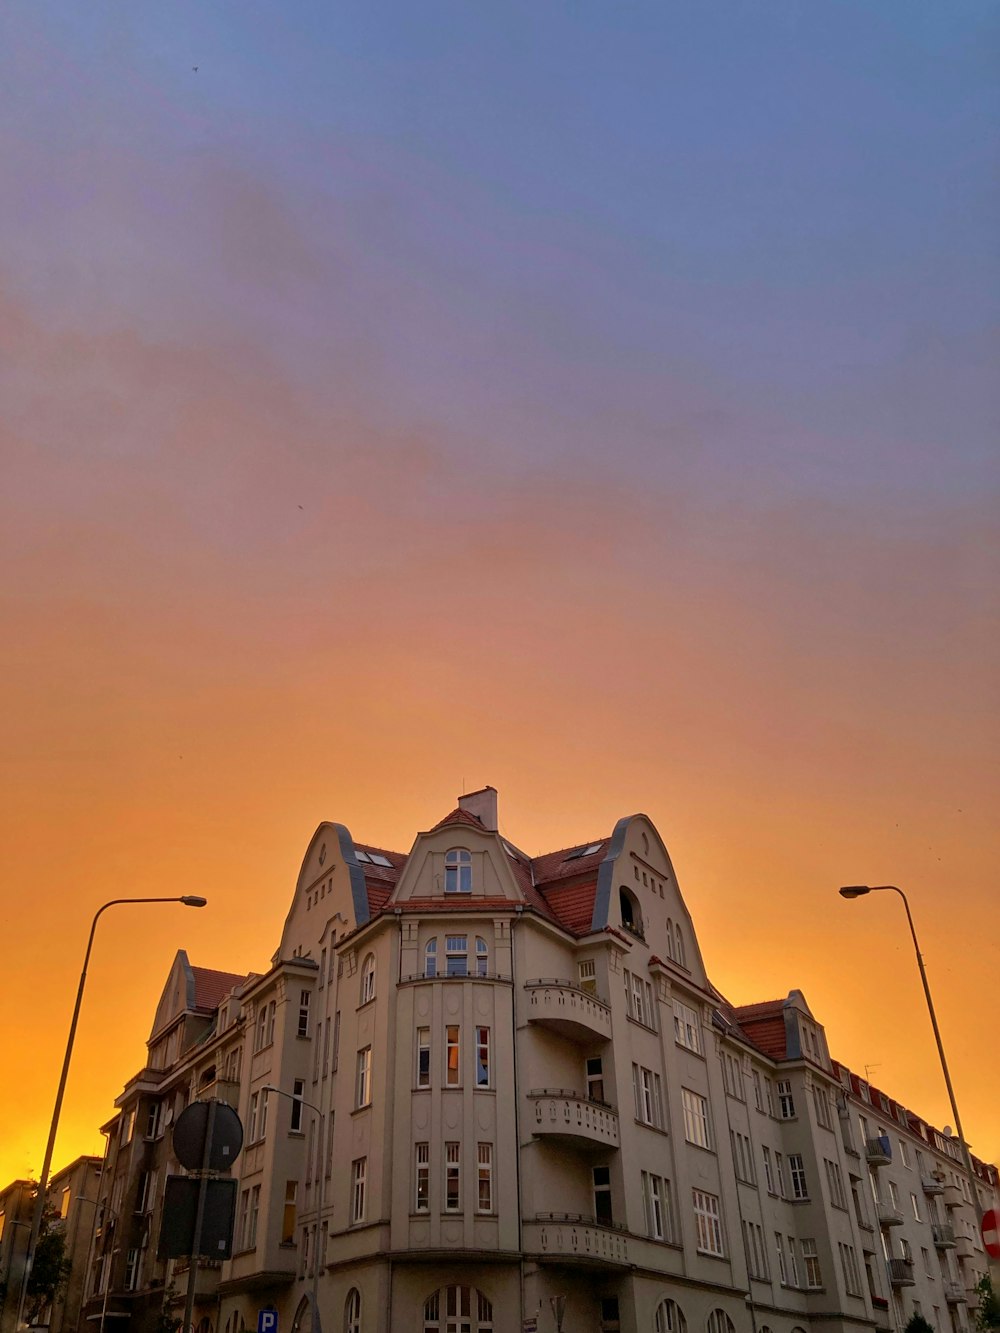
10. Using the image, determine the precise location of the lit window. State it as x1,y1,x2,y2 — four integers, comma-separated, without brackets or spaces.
682,1088,710,1148
674,1001,701,1053
693,1189,723,1255
446,1025,460,1086
476,1027,490,1087
445,848,472,893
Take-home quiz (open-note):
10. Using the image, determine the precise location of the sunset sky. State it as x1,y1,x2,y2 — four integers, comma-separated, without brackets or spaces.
1,1,997,1188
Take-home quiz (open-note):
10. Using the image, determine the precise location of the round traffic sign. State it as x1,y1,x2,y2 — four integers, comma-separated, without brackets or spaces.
983,1208,1000,1261
173,1100,244,1171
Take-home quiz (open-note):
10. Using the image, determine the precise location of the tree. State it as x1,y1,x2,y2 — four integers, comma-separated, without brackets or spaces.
974,1276,1000,1333
904,1315,934,1333
24,1225,72,1325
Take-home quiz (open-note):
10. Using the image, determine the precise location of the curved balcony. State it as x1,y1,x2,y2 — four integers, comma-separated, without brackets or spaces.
528,1090,620,1151
866,1136,892,1167
932,1222,956,1249
525,980,612,1045
523,1213,630,1269
887,1258,915,1288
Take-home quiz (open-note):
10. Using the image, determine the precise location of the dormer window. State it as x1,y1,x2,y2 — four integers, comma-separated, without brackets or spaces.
445,848,472,893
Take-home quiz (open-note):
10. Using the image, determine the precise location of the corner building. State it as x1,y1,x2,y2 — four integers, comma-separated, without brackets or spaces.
94,787,998,1333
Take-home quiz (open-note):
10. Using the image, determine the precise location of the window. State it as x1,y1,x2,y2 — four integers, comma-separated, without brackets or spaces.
446,936,468,977
889,1179,900,1210
593,1166,613,1225
446,1025,461,1086
693,1189,723,1255
910,1191,921,1221
351,1159,366,1224
655,1301,687,1333
839,1241,862,1295
625,970,655,1027
789,1154,808,1199
415,1143,429,1212
248,1184,261,1247
777,1079,796,1118
578,959,597,994
722,1051,744,1099
145,1102,163,1139
290,1079,305,1132
814,1085,833,1129
899,1138,911,1168
423,1287,493,1333
775,1232,788,1284
682,1088,710,1148
355,1047,372,1108
674,1000,702,1053
477,1144,493,1212
619,886,643,935
743,1220,769,1279
632,1064,664,1128
445,848,472,893
475,1027,490,1087
787,1236,800,1287
731,1131,756,1185
416,1028,431,1088
706,1313,734,1333
360,954,375,1005
345,1288,361,1333
586,1056,605,1103
282,1181,297,1245
249,1090,269,1143
332,1011,340,1071
763,1077,775,1115
136,1170,156,1213
424,939,438,977
675,924,686,966
119,1109,135,1145
762,1146,775,1194
124,1247,141,1291
298,989,311,1037
774,1151,786,1197
824,1158,846,1209
475,937,488,976
642,1171,672,1241
802,1238,822,1288
445,1142,461,1211
237,1189,250,1249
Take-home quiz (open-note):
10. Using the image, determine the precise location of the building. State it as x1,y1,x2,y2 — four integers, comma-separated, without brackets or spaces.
0,1179,34,1333
45,1156,104,1333
86,788,998,1333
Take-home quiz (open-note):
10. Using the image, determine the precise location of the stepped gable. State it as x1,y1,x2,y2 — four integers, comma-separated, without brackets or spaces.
731,997,788,1059
190,966,247,1011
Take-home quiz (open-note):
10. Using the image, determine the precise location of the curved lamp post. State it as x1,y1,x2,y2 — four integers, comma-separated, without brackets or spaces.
17,895,207,1330
263,1084,324,1333
838,884,984,1233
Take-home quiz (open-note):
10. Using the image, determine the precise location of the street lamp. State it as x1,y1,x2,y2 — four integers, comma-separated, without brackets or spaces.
17,894,207,1330
263,1084,325,1333
838,884,985,1232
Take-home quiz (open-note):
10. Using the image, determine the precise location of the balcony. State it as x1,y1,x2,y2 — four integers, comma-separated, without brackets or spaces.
943,1183,965,1210
954,1236,975,1260
887,1258,915,1287
876,1202,905,1228
865,1136,892,1167
921,1174,945,1195
196,1077,241,1108
944,1282,966,1306
933,1222,956,1249
528,1090,620,1151
525,980,613,1045
523,1213,630,1269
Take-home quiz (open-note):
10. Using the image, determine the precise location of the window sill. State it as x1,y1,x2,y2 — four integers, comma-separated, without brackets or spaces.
674,1041,705,1059
695,1249,728,1261
626,1015,658,1035
634,1119,669,1138
357,998,375,1012
350,1104,372,1117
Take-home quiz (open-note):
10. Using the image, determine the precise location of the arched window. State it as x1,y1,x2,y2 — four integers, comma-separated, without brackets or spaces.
423,1286,493,1332
360,954,375,1005
666,918,674,959
675,924,686,967
290,1298,312,1333
655,1300,687,1333
344,1288,361,1333
445,848,472,894
706,1311,735,1333
475,937,488,977
424,939,437,978
619,887,643,937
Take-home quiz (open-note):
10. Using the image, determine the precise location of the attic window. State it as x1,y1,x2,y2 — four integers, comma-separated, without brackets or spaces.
445,848,472,893
368,853,393,868
564,842,604,861
354,849,372,864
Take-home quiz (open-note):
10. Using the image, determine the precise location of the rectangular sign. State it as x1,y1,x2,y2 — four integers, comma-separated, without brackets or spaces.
258,1312,278,1333
158,1176,238,1259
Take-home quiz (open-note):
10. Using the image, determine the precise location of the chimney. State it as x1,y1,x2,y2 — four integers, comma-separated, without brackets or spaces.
457,786,498,832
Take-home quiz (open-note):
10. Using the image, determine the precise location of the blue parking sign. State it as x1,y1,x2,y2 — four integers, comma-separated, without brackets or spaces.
258,1310,278,1333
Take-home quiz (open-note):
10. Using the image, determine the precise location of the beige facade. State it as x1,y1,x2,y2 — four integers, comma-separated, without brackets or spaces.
77,788,997,1333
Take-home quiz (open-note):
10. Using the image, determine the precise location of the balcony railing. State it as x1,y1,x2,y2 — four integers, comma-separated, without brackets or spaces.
865,1136,892,1167
887,1258,915,1287
876,1203,905,1228
524,980,613,1045
921,1174,946,1195
528,1090,620,1151
523,1213,630,1268
932,1222,956,1249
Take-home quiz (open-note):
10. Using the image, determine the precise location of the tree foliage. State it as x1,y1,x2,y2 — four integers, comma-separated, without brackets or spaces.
24,1225,72,1324
904,1315,935,1333
975,1276,1000,1333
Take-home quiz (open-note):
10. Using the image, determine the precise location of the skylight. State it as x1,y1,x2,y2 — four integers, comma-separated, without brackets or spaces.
369,853,393,868
353,849,371,863
563,842,604,861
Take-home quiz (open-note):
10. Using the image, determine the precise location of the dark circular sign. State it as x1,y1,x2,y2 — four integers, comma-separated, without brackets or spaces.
173,1100,244,1171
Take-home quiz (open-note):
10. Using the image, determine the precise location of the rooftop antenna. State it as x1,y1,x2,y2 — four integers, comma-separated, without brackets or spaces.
864,1063,881,1084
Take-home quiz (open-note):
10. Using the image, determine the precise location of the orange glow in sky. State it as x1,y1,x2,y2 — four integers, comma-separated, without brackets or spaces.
1,2,998,1186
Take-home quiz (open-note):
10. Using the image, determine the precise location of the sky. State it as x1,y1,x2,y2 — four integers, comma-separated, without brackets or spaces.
1,1,997,1186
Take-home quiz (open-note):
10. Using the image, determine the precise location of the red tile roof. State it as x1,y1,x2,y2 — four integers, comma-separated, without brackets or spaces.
396,896,517,913
541,880,598,935
732,1001,788,1059
428,807,484,832
191,967,247,1011
532,841,607,885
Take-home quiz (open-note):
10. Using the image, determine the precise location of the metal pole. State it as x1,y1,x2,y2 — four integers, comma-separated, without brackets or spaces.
264,1087,323,1333
182,1099,218,1333
16,895,206,1331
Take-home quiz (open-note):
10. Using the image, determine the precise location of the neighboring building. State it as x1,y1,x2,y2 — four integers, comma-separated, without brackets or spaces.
0,1179,33,1333
45,1156,103,1333
86,788,999,1333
